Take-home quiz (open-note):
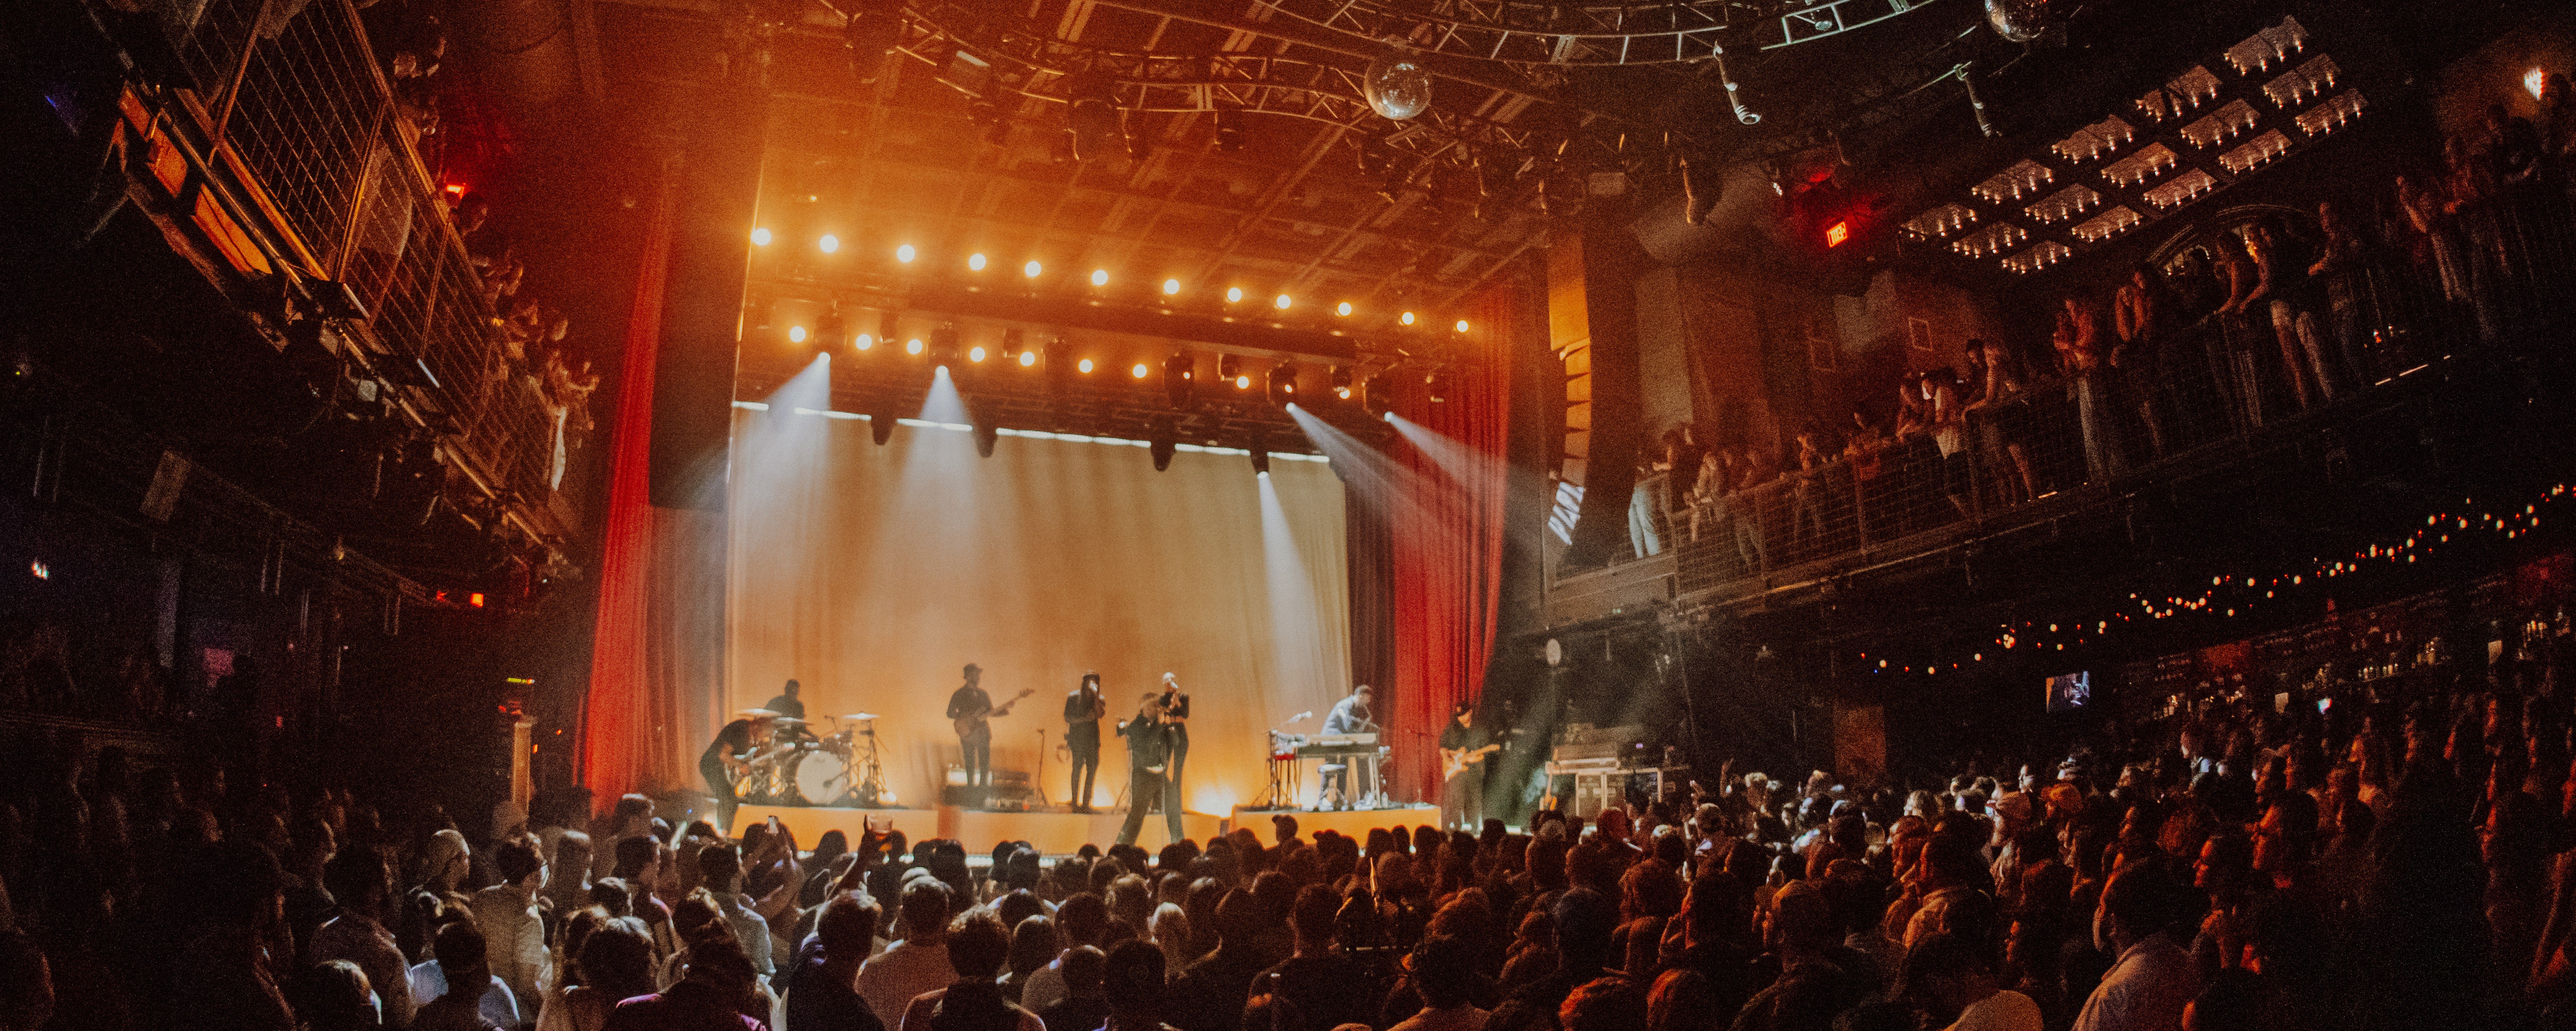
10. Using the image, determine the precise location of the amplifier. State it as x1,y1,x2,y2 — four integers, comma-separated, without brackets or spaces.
942,768,1036,811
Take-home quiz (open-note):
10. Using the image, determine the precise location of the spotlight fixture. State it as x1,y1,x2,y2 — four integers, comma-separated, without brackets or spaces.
968,346,987,363
1219,354,1242,385
819,234,840,253
1455,320,1470,333
1265,363,1297,406
1225,286,1244,304
1427,367,1451,403
907,338,924,355
751,227,773,246
856,334,874,351
788,325,807,343
1214,107,1245,152
1130,362,1149,379
1024,260,1043,278
1336,301,1353,317
843,0,903,85
968,253,987,271
1018,350,1037,367
1164,352,1196,410
1162,278,1181,295
1362,374,1394,417
1330,365,1353,400
1066,73,1123,163
1399,311,1416,326
1078,358,1096,374
1149,417,1176,472
815,304,846,351
1090,269,1109,287
1274,294,1292,310
1248,429,1272,475
1235,374,1251,389
1961,61,2000,139
896,243,917,262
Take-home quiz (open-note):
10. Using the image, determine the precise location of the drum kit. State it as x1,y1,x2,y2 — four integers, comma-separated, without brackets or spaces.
734,711,889,807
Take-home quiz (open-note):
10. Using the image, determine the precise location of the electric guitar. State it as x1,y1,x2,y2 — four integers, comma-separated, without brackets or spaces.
1441,743,1501,780
954,688,1036,738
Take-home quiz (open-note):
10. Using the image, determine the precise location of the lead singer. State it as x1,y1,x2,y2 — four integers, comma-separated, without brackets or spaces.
1117,692,1182,845
1157,672,1190,812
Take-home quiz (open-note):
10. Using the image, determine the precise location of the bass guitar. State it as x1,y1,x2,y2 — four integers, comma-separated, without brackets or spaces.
955,688,1037,738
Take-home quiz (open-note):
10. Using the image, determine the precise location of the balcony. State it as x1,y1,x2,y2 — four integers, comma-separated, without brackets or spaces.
86,0,575,541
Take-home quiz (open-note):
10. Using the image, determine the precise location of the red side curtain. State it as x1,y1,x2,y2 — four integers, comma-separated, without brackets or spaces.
1385,285,1516,802
579,163,677,801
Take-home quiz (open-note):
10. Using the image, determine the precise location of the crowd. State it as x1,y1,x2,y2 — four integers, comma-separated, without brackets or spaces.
1627,92,2576,573
7,665,2576,1031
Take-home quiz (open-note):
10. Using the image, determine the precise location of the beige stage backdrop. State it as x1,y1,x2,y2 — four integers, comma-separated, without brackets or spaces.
724,403,1351,815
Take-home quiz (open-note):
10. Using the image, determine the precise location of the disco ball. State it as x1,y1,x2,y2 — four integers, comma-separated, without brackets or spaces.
1985,0,2062,44
1364,49,1433,121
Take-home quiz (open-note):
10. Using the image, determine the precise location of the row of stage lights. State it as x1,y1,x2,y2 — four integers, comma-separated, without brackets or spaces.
773,309,1450,409
751,229,1475,335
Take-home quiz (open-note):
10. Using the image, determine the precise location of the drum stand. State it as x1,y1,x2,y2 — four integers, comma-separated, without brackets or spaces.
850,719,887,807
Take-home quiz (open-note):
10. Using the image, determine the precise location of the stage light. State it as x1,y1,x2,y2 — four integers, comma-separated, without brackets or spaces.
1266,363,1296,406
969,253,988,271
1164,352,1196,410
1018,350,1037,367
1336,301,1353,316
896,243,917,262
1131,362,1149,378
1066,73,1123,163
1090,269,1109,286
1274,294,1292,310
843,1,902,85
857,334,873,350
906,338,924,355
1025,260,1043,278
819,234,840,253
969,346,987,363
788,325,808,343
1825,220,1849,247
1226,286,1244,303
1363,374,1394,417
1330,365,1353,399
1078,358,1095,374
1219,354,1242,385
1454,319,1470,333
1399,311,1415,325
1248,429,1272,475
1233,375,1250,389
1163,278,1181,295
1214,107,1244,152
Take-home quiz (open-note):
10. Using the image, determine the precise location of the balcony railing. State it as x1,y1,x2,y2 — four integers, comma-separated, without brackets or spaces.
119,0,568,527
1614,165,2576,603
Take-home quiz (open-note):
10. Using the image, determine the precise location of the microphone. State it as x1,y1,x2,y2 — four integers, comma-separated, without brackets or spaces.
1288,711,1313,724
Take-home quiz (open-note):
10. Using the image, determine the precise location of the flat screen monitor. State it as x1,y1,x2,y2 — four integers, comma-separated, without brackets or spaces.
2047,671,2091,714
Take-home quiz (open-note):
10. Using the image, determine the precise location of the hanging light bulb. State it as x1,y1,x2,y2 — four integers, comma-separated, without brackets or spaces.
1363,44,1433,121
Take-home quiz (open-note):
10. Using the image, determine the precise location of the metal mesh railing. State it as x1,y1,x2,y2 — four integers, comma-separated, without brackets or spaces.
151,0,565,509
221,0,381,274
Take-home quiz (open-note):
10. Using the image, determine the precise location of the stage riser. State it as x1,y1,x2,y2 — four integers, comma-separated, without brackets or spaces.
732,805,1227,853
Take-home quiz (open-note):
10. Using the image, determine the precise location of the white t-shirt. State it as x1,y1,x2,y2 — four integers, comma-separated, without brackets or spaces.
1947,988,2042,1031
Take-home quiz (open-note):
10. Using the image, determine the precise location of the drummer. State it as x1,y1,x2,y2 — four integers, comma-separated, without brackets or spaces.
701,708,777,832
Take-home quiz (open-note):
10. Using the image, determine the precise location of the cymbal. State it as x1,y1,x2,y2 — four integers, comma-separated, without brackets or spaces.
843,713,879,721
772,716,806,726
737,708,780,719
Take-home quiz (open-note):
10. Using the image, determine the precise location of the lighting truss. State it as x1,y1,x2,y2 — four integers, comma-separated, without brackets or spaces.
1894,16,2365,277
889,3,1547,163
1253,0,1947,64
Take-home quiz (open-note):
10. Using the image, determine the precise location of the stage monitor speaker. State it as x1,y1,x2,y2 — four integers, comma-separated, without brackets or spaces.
649,80,769,511
941,769,1036,811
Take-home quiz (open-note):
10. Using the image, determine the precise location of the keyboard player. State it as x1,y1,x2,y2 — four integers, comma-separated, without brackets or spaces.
1319,684,1378,806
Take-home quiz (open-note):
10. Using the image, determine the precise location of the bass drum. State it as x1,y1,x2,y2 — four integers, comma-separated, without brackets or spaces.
787,749,852,806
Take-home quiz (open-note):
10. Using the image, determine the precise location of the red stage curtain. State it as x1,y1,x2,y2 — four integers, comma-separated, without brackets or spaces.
580,163,693,801
1383,285,1516,802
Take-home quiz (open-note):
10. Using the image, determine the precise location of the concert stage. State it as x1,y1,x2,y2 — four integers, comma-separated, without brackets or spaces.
1229,804,1443,841
733,804,1228,853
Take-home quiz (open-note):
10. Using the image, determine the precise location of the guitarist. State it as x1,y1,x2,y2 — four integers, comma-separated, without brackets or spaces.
947,663,1034,794
1437,701,1496,830
700,708,776,832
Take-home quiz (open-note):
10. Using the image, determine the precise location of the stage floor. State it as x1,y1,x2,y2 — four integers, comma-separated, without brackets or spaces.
733,804,1227,853
1228,804,1444,842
